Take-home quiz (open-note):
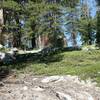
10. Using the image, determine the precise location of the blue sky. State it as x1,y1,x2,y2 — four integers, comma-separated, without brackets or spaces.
87,0,97,17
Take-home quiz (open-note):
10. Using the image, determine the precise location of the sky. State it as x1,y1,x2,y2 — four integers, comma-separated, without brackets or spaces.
87,0,97,17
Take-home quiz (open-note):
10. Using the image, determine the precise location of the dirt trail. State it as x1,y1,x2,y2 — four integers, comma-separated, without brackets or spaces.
0,74,100,100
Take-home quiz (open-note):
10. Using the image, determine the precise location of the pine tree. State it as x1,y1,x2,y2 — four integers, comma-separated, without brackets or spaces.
96,0,100,47
78,0,96,45
0,0,80,48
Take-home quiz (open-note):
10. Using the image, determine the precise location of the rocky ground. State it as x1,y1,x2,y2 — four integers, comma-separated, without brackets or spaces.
0,74,100,100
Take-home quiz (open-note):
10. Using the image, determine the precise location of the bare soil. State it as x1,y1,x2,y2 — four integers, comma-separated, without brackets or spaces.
0,74,100,100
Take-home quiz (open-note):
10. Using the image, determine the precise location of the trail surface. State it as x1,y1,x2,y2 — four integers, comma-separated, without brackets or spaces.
0,74,100,100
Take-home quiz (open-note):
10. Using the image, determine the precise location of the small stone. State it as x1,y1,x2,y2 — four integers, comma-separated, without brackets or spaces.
81,80,85,85
0,82,4,87
23,86,28,91
55,76,65,83
56,92,72,100
8,90,12,93
33,78,38,81
32,86,44,91
41,76,60,83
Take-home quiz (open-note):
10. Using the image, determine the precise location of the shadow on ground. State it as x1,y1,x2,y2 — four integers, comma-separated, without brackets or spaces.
0,49,63,80
0,47,81,80
0,68,10,81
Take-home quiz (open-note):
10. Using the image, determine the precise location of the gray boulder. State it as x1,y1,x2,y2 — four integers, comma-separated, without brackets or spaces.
0,44,3,49
0,52,5,62
0,51,16,64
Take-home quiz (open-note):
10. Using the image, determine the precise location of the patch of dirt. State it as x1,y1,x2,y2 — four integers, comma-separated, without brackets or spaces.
0,74,100,100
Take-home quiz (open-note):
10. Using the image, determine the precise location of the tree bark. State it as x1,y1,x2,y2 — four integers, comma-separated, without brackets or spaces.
0,9,4,45
71,32,77,47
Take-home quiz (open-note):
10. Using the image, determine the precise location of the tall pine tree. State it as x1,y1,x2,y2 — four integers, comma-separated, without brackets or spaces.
96,0,100,47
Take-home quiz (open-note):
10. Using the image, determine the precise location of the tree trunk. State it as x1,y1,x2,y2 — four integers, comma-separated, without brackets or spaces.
71,32,77,47
0,9,4,45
